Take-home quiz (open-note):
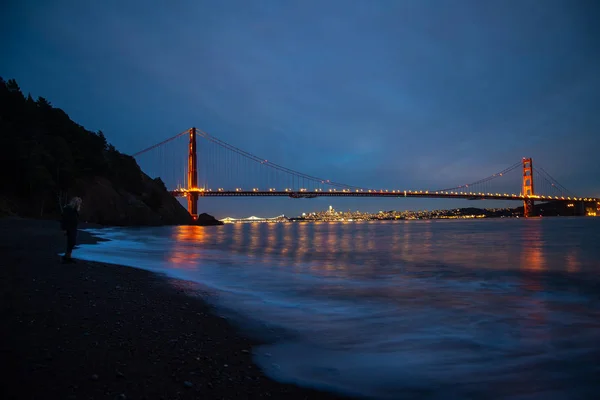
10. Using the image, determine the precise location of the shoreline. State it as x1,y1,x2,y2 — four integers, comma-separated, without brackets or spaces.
1,217,351,399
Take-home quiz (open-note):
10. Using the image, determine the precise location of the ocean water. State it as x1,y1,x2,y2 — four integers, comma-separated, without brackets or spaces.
76,218,600,399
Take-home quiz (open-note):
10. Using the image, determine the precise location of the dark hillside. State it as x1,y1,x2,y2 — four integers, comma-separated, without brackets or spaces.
0,77,192,225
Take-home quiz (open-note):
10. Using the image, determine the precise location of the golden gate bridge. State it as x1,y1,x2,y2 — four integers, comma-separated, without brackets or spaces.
132,127,599,219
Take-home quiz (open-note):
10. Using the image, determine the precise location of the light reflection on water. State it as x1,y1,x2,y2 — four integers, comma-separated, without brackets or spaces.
167,218,596,277
78,218,600,399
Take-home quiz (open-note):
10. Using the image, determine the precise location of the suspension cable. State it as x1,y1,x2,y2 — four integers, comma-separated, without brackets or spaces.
195,128,364,189
533,168,565,196
131,129,189,157
435,161,522,192
534,167,573,195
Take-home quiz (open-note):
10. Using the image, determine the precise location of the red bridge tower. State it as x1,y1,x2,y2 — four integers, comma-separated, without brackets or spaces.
187,127,198,219
522,157,534,217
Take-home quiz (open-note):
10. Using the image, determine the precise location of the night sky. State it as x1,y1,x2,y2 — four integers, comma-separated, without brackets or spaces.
2,0,599,218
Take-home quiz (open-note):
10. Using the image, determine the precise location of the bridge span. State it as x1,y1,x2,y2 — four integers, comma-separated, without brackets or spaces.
133,127,599,218
170,188,597,203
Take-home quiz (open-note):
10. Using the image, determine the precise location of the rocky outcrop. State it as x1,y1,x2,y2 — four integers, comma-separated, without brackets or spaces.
76,175,192,226
195,213,224,226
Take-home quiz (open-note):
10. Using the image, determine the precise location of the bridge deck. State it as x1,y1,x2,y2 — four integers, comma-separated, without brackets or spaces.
170,190,597,202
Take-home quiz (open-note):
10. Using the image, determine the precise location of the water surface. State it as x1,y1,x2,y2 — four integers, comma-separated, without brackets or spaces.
77,218,600,399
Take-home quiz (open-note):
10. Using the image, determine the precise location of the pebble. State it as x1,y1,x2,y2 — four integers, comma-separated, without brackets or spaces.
183,381,193,388
91,374,99,380
115,394,126,400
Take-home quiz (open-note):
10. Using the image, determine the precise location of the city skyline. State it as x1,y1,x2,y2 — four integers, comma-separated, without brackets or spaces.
2,0,599,217
217,201,593,222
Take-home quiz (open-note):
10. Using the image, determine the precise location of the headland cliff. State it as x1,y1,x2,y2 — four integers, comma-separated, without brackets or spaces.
0,77,221,226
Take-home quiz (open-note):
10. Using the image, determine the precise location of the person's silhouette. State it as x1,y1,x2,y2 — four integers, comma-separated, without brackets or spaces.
61,197,82,263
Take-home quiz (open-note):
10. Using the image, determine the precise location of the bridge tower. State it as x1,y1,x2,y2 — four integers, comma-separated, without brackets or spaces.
522,157,534,217
187,127,198,219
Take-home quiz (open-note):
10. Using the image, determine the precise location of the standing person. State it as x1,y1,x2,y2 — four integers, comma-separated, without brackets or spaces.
61,197,82,263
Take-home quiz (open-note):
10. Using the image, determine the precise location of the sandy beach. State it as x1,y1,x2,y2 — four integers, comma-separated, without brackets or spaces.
0,217,350,400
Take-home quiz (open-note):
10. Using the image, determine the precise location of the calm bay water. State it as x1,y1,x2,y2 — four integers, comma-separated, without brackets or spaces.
77,218,600,399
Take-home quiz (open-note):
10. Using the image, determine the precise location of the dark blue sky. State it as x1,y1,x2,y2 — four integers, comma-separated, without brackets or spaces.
2,0,599,218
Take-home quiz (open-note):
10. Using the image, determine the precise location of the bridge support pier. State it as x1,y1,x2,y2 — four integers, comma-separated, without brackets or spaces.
522,158,534,218
188,192,198,220
523,199,534,218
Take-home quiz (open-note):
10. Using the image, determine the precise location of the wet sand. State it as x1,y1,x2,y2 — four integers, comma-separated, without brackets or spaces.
0,217,350,400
